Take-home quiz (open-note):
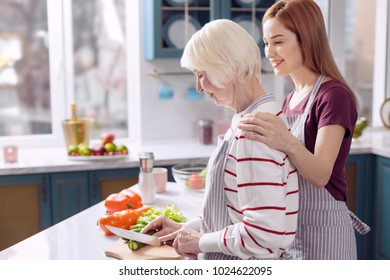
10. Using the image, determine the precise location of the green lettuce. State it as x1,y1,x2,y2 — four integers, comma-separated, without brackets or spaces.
130,204,187,232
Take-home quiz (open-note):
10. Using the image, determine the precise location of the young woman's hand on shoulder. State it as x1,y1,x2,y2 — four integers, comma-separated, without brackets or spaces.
239,112,298,154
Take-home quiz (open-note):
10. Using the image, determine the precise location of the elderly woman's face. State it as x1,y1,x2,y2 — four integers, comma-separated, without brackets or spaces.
194,70,234,108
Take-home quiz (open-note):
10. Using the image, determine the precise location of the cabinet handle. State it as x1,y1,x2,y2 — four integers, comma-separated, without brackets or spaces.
42,176,48,202
92,173,98,199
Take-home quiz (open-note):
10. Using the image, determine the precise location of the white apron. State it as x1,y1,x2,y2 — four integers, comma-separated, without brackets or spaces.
282,75,370,260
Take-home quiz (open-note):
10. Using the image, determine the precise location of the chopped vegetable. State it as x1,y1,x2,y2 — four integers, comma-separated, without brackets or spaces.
127,230,156,251
104,188,143,213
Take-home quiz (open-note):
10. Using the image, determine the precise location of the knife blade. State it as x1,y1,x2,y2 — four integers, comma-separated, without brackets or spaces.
106,225,161,247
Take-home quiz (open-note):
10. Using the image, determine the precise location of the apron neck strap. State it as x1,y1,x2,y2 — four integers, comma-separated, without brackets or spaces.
303,74,325,115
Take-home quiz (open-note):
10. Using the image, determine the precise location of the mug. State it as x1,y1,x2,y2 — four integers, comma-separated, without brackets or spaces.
153,167,168,193
3,145,18,163
186,86,203,101
157,84,174,100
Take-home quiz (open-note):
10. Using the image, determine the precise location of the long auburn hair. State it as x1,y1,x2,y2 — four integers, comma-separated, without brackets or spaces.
263,0,359,111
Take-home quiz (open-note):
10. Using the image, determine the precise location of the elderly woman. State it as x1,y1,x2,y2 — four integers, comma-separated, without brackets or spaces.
142,19,298,260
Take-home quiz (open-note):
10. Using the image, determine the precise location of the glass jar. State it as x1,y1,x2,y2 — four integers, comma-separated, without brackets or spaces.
198,119,213,145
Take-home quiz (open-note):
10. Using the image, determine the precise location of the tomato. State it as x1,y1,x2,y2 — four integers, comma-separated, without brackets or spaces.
188,174,205,189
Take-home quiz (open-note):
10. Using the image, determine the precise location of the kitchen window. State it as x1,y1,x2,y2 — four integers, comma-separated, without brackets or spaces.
0,0,129,148
0,0,387,149
0,0,52,138
68,0,128,139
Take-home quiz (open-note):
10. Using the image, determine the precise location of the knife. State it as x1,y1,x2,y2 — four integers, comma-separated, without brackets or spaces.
106,225,161,247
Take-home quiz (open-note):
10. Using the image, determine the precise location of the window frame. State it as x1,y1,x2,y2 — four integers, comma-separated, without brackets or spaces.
0,0,67,148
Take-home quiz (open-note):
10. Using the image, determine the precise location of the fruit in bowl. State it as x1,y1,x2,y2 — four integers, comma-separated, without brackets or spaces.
171,163,207,190
67,132,129,157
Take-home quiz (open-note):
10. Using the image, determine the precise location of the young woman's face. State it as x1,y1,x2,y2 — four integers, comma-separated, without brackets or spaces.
263,18,304,77
194,70,234,108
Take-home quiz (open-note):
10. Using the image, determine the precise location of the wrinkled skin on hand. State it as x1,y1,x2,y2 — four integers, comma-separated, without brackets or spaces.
141,215,201,258
159,226,202,259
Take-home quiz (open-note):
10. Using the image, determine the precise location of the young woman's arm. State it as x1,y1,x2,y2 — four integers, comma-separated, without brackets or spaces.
239,112,345,188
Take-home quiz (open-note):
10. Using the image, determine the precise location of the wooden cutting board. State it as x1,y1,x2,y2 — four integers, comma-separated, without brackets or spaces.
105,239,181,260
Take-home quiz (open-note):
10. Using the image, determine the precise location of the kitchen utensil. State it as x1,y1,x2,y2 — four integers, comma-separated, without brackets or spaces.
157,83,174,100
165,0,194,6
162,14,201,49
380,98,390,129
138,152,157,204
171,163,207,190
235,0,261,7
3,145,18,163
62,104,91,149
106,225,161,246
105,239,180,260
198,119,213,145
186,85,203,100
153,167,168,193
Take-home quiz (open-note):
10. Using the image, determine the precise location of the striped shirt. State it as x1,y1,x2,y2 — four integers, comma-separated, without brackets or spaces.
199,95,299,259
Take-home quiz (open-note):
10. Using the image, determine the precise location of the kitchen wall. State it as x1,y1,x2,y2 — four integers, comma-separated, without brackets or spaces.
129,1,281,144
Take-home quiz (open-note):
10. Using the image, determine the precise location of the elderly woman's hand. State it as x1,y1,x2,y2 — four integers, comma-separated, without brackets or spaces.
140,215,182,238
159,227,202,259
239,112,293,153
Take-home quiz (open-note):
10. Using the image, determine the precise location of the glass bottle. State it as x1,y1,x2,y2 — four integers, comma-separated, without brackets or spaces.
138,152,156,204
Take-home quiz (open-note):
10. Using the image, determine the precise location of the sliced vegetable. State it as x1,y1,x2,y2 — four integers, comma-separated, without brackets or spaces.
127,230,156,251
104,188,143,213
98,206,150,235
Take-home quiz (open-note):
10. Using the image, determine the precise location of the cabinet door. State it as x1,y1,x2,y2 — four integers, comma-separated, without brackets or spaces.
220,0,275,57
345,154,374,259
144,0,215,59
374,156,390,260
51,172,89,225
89,168,139,205
0,174,51,250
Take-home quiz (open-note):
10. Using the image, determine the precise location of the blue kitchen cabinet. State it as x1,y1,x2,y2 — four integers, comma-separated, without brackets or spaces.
345,154,374,259
89,168,140,205
50,172,89,225
144,0,216,60
0,174,51,250
144,0,275,60
373,156,390,259
220,0,275,57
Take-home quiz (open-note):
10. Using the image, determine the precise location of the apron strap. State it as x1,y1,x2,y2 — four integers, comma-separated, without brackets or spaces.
348,210,371,235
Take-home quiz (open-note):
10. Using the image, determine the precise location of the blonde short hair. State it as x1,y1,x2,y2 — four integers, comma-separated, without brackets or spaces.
181,19,262,88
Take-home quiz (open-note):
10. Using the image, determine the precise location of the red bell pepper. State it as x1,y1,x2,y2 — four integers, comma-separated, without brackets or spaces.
104,188,143,213
98,206,150,235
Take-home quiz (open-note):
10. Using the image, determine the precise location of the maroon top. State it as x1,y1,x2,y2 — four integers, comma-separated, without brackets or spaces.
283,80,357,202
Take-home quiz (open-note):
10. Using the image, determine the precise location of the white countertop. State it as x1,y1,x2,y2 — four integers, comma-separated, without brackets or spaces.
1,128,390,176
0,139,215,176
0,183,204,260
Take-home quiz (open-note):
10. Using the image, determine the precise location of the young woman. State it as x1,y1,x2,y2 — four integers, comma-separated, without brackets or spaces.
239,0,370,259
